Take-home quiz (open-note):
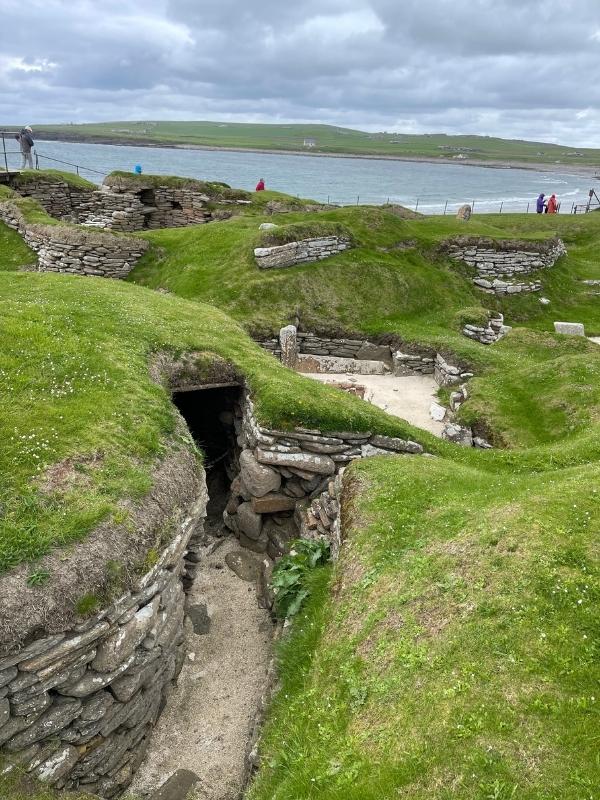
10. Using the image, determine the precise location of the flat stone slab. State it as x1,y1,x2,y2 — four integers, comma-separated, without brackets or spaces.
554,321,585,336
186,603,211,635
296,354,388,375
225,551,262,582
150,769,200,800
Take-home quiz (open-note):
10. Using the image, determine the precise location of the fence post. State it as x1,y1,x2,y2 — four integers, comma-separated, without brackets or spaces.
526,202,530,214
443,200,448,215
415,198,419,212
1,133,8,174
35,152,39,170
499,202,503,214
472,200,476,212
327,195,330,205
357,195,360,205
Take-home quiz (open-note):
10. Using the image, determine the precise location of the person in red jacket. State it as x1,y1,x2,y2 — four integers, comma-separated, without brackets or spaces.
255,178,265,191
546,194,558,214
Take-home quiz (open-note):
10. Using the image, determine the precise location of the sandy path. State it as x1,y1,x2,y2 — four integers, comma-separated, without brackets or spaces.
305,373,445,436
130,534,273,800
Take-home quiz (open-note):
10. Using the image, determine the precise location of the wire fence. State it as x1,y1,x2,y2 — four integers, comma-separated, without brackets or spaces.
1,133,597,215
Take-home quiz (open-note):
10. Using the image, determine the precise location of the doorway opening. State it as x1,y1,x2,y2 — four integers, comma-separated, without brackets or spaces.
172,384,241,525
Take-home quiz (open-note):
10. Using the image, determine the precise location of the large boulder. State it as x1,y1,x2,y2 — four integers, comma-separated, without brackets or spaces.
236,502,263,540
239,449,281,497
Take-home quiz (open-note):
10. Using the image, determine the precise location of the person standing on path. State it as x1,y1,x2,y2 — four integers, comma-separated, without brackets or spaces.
547,193,558,214
255,178,265,191
16,126,34,169
536,193,546,214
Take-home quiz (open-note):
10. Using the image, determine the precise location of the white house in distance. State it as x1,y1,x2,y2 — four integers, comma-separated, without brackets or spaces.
303,137,317,148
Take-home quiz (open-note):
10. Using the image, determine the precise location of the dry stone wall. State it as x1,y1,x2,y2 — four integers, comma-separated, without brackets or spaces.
0,201,147,279
444,236,566,295
222,394,423,559
76,186,215,232
254,236,352,269
11,179,94,220
0,479,208,798
462,312,510,345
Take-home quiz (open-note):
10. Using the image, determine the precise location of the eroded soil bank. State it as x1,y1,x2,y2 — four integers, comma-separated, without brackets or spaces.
130,512,274,800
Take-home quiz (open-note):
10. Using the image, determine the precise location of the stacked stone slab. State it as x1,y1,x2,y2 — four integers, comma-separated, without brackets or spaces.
222,394,423,559
0,480,207,798
12,179,95,220
254,236,352,269
258,328,472,386
76,186,215,232
0,200,147,279
462,313,510,344
434,354,474,387
444,236,566,295
297,469,344,559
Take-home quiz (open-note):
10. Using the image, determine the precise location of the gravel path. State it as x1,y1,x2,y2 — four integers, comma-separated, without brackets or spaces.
305,372,445,436
130,534,274,800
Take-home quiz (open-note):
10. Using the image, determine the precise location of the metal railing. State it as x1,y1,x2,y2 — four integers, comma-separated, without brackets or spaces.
1,130,105,178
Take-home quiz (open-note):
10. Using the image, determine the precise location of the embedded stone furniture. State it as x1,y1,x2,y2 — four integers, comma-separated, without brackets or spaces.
554,321,586,336
254,236,352,269
462,312,511,344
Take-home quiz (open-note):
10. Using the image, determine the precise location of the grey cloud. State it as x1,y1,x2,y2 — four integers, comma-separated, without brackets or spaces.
1,0,600,144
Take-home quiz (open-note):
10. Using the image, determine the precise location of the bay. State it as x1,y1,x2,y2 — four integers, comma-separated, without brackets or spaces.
11,139,594,214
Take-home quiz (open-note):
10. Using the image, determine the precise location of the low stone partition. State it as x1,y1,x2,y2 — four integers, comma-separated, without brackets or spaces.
434,354,474,387
0,200,148,279
11,177,94,220
254,236,352,269
462,312,510,344
222,395,423,559
443,236,566,295
258,328,471,387
0,433,208,797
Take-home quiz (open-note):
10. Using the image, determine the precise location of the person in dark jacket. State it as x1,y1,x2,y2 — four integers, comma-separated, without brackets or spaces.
255,178,265,191
536,193,546,214
16,126,34,169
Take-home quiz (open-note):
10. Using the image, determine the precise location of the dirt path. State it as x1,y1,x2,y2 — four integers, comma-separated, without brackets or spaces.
305,373,445,436
130,530,274,800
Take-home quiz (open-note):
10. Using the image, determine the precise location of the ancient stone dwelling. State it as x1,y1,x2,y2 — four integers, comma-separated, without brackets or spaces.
10,172,252,232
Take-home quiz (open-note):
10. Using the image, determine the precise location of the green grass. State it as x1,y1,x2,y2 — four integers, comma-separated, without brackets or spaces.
249,453,600,800
28,121,600,167
11,169,96,190
0,270,447,576
0,222,35,270
1,178,600,799
130,205,600,338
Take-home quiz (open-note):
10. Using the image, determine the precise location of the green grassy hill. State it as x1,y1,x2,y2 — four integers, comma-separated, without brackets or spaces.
23,121,600,167
0,181,599,799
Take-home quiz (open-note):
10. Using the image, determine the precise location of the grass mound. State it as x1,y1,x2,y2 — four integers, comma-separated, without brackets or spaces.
258,220,352,247
0,271,442,575
104,170,251,201
129,203,600,338
11,169,97,191
249,452,599,800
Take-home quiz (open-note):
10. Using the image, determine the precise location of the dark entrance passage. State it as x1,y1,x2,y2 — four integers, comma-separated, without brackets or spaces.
172,385,241,522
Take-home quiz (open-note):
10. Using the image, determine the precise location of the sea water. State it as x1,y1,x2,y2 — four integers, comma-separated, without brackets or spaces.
16,139,594,214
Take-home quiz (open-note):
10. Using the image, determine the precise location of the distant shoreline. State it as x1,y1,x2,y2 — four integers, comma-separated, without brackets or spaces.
35,133,600,178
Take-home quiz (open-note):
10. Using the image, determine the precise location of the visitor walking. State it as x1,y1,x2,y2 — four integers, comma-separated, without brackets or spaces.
16,126,34,169
536,193,546,214
546,194,558,214
255,178,265,191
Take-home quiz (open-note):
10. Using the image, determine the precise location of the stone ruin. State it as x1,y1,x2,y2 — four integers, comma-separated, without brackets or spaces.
443,235,566,295
10,172,253,233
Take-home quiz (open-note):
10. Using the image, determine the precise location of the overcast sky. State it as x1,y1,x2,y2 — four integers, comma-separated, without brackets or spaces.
1,0,599,145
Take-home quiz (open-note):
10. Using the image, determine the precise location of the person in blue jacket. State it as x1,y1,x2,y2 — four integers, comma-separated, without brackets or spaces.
536,193,546,214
